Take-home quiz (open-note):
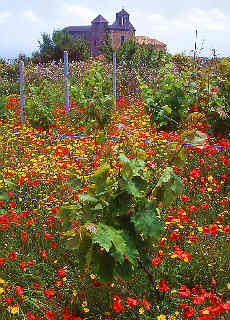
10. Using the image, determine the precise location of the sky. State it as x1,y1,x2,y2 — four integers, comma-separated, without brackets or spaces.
1,0,230,63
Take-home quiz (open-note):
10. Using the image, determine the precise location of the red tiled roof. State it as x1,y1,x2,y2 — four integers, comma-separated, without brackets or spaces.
135,36,167,47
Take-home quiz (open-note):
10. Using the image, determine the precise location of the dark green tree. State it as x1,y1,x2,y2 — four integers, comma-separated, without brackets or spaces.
97,32,113,63
29,29,91,65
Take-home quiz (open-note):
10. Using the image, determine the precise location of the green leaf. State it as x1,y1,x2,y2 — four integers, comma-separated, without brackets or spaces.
130,208,163,240
95,251,115,283
92,223,126,255
93,203,103,210
78,194,99,203
114,260,134,280
120,179,142,198
155,167,184,206
162,105,172,114
65,237,80,250
109,191,132,216
183,130,207,147
0,193,9,201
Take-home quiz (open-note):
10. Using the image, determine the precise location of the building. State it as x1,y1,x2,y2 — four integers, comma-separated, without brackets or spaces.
62,9,166,57
135,36,167,51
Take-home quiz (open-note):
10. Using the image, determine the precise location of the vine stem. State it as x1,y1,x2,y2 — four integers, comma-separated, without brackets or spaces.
138,259,165,302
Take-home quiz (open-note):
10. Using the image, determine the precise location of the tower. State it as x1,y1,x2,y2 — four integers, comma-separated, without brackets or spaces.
91,14,109,57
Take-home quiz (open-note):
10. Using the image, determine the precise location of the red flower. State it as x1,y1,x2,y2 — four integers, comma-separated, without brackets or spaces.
44,289,55,300
113,295,125,313
178,251,191,262
40,250,47,259
33,283,41,289
56,280,63,286
27,260,34,266
15,285,23,297
126,297,137,308
158,280,170,292
181,195,190,202
141,296,150,311
201,202,209,209
223,300,230,311
192,295,205,304
27,313,36,320
80,291,86,297
183,306,196,319
151,257,162,266
44,232,52,240
57,269,66,278
51,242,57,248
113,300,125,313
177,285,191,298
92,281,103,287
0,257,7,266
19,262,27,271
188,234,198,242
169,231,181,240
45,310,55,320
9,250,17,260
22,231,28,242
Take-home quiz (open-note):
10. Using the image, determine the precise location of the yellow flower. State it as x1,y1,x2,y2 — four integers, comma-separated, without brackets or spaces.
202,310,210,315
227,283,230,289
62,277,67,282
183,257,189,263
8,305,19,314
90,274,96,280
0,278,5,284
168,316,176,320
82,300,87,307
208,176,213,182
157,315,166,320
73,290,77,296
0,287,4,294
83,308,89,313
139,307,145,314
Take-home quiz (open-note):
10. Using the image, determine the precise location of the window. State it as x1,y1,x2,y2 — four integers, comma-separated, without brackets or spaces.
120,35,125,44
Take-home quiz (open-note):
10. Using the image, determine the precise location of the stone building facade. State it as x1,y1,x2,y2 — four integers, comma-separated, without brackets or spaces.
62,9,166,57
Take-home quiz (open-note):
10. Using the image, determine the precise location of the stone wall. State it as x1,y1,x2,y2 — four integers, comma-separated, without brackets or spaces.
111,30,135,50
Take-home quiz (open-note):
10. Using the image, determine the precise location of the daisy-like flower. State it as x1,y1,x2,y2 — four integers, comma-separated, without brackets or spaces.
86,223,97,234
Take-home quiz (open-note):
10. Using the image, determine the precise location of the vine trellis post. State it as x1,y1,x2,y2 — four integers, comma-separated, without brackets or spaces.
64,51,70,114
19,57,25,127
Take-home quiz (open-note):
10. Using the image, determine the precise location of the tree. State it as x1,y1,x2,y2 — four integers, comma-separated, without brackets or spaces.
30,29,91,65
97,32,113,63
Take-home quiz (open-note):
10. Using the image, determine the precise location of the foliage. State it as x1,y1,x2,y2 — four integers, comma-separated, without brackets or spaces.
57,152,185,284
137,66,197,130
69,61,114,133
97,32,113,63
23,81,56,130
29,29,91,65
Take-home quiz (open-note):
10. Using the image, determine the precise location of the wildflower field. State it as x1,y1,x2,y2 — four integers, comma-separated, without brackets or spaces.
0,54,230,320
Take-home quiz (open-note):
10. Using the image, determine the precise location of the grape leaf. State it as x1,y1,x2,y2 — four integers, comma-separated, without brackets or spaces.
92,223,126,254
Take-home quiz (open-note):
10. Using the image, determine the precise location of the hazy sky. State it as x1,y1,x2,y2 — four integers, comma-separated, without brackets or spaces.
1,0,230,62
